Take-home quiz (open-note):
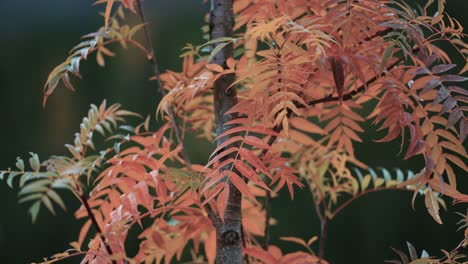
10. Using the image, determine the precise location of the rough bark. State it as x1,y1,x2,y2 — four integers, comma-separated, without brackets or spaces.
209,0,243,263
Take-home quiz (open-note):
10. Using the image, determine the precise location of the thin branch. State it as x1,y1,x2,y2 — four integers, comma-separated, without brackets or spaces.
305,47,419,107
317,217,329,260
78,193,116,264
361,27,392,43
134,0,192,167
330,188,411,219
437,239,466,263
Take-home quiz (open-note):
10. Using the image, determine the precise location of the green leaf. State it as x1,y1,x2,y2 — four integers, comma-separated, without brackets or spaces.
0,171,6,180
16,158,25,171
29,153,41,172
29,201,41,223
51,179,73,190
18,193,42,204
7,172,21,188
47,189,67,211
380,43,394,73
208,42,230,62
19,179,50,196
200,37,235,48
41,195,56,215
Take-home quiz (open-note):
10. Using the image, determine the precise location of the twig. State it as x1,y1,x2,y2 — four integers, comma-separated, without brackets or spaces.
361,28,392,43
134,0,192,167
304,47,418,107
79,193,116,264
437,239,466,263
318,217,329,260
330,188,410,219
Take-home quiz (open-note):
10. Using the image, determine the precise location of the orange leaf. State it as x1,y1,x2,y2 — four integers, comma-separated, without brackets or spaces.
206,63,224,73
229,171,255,200
244,135,270,149
104,0,115,30
289,117,325,135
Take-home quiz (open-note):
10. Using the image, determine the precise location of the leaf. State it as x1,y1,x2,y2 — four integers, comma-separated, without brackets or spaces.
238,148,270,177
289,117,325,134
129,23,145,38
424,189,442,224
208,41,230,62
16,158,25,171
244,247,276,264
244,135,270,149
29,153,40,172
78,219,92,246
440,75,468,83
229,172,254,200
206,63,224,73
361,174,371,191
391,247,410,264
431,64,456,74
41,195,56,215
280,236,308,248
406,241,417,261
380,43,395,73
408,259,436,264
47,189,67,211
104,0,115,30
29,201,41,223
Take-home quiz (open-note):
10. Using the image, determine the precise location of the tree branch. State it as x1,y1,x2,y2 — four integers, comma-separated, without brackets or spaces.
78,193,116,264
318,217,329,260
209,0,244,263
135,0,192,167
305,47,418,107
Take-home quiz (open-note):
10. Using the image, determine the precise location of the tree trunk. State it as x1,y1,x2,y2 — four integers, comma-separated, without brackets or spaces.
210,0,243,263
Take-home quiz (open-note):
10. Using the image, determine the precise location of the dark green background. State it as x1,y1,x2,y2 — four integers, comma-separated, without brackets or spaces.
0,1,466,263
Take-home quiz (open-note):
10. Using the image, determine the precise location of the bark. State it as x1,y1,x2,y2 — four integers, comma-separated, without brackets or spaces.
210,0,243,263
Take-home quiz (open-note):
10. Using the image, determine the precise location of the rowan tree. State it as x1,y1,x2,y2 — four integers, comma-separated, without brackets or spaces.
1,0,468,263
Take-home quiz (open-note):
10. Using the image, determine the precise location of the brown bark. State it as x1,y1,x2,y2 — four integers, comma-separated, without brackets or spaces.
210,0,243,263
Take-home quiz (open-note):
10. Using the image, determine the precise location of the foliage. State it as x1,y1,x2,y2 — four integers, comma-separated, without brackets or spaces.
2,0,468,263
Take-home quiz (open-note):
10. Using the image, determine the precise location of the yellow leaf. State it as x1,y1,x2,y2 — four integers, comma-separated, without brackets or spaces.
361,174,371,191
374,178,385,188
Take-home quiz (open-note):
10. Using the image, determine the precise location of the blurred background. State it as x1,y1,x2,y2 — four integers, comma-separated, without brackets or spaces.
0,0,466,263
